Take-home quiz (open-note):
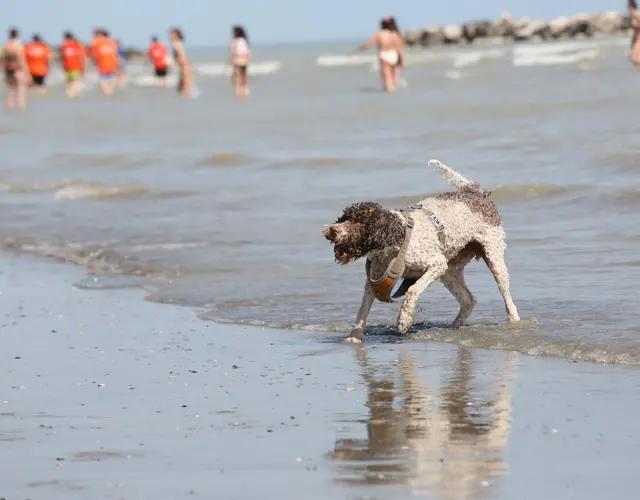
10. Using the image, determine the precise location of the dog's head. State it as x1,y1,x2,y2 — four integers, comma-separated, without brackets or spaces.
322,202,404,265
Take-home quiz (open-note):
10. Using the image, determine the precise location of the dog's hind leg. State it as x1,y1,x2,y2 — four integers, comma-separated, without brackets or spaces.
397,256,449,333
346,281,376,343
441,265,477,328
480,237,520,323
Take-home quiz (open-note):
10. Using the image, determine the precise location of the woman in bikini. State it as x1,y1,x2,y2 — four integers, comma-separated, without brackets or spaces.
170,27,192,97
352,17,405,93
2,28,28,110
388,17,406,86
629,0,640,65
229,25,251,98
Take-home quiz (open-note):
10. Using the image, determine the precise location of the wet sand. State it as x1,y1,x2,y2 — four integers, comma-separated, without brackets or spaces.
1,253,640,500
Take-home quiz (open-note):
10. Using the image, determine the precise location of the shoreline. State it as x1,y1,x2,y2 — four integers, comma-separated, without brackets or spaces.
4,245,638,366
1,251,640,499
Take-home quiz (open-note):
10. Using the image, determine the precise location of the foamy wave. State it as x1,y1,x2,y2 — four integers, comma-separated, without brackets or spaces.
0,176,191,200
195,61,283,76
34,60,282,88
513,49,598,67
2,238,158,276
53,181,193,201
131,61,282,87
54,182,153,201
453,49,505,68
132,75,178,87
513,37,623,57
0,178,77,193
316,54,376,67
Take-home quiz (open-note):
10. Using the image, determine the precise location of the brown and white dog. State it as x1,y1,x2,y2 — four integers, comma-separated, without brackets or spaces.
322,160,520,343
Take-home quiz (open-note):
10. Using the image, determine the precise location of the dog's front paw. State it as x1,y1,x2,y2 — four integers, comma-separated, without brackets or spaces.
396,312,414,334
346,326,364,343
345,336,363,344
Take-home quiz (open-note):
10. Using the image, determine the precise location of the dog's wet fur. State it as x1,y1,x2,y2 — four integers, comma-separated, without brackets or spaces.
436,185,502,226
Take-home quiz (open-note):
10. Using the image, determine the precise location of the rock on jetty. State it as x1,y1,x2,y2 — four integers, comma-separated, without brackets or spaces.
404,10,633,46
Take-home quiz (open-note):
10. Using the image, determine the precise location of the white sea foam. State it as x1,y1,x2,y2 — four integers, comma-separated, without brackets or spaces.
513,49,599,67
452,49,506,68
316,54,376,67
195,60,283,76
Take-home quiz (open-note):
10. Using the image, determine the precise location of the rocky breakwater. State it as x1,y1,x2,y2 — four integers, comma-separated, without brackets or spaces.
405,10,633,47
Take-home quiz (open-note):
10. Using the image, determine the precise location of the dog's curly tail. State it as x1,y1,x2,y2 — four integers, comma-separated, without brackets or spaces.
428,159,480,190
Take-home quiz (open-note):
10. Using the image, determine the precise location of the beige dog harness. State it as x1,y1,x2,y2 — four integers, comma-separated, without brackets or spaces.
365,208,445,303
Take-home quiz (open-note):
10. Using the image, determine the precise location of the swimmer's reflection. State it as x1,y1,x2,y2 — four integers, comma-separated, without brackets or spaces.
331,346,517,498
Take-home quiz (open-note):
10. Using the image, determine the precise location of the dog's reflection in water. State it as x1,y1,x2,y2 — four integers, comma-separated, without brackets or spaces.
331,346,517,498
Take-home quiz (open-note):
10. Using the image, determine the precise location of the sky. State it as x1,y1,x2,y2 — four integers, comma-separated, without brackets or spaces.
4,0,620,48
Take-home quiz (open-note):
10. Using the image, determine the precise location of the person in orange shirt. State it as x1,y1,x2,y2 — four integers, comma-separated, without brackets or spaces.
90,28,118,95
60,31,86,97
24,34,51,92
147,35,170,87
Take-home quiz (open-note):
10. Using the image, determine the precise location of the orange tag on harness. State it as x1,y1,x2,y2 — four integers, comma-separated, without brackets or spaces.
366,258,405,303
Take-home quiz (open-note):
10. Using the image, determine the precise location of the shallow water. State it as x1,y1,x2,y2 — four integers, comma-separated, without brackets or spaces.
1,36,639,364
3,256,640,500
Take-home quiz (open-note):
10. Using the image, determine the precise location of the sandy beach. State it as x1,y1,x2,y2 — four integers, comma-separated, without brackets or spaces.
1,252,639,499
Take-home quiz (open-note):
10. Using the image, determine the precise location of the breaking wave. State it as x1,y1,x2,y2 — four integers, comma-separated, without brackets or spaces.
513,49,599,67
0,178,193,200
2,238,159,277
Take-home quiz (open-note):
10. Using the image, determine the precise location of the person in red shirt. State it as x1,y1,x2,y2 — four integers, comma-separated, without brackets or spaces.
60,31,86,97
23,34,51,92
147,35,170,87
90,28,118,95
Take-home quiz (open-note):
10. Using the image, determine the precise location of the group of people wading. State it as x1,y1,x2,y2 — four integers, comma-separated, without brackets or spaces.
1,24,252,110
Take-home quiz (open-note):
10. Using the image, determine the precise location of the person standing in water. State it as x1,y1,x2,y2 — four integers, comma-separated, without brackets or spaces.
148,36,170,87
90,28,118,95
388,17,405,86
61,31,86,97
115,39,127,87
24,34,51,92
229,25,251,98
352,17,405,92
2,28,28,110
170,28,192,97
629,0,640,65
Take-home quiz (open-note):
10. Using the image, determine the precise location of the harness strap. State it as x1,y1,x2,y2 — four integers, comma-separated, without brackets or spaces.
400,204,445,247
366,207,447,304
366,215,414,303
